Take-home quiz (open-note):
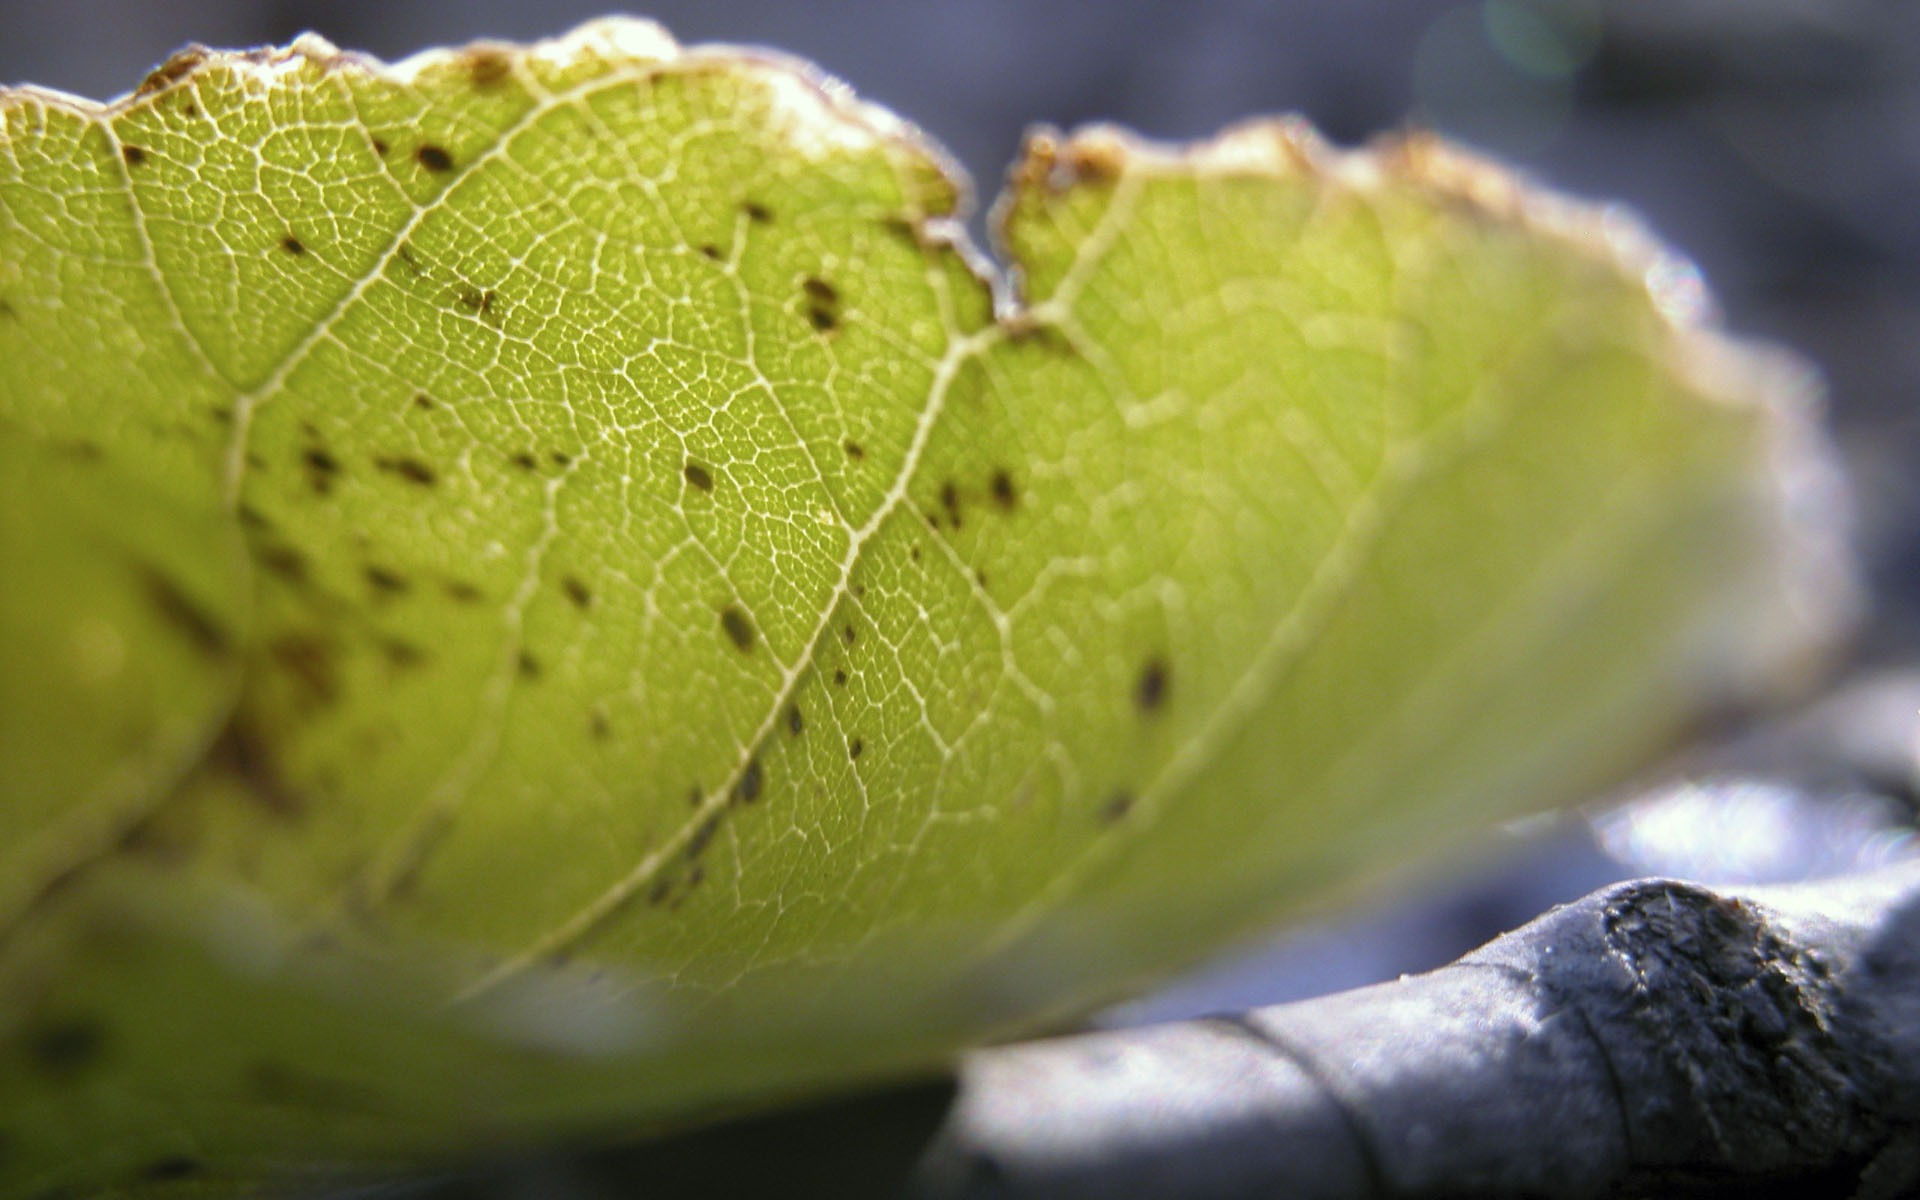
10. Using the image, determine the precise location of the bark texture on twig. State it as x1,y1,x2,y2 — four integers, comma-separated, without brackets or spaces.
908,865,1920,1199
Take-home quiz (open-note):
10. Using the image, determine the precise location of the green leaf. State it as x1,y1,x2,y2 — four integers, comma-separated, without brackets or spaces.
0,19,1851,1193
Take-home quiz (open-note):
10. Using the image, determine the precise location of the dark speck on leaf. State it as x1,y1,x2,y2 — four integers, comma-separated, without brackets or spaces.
456,286,497,317
699,243,721,260
990,469,1017,510
843,440,865,461
139,565,229,657
589,707,611,740
1137,659,1169,714
562,575,591,609
743,200,773,224
121,145,147,167
720,605,755,652
374,455,435,486
510,451,538,471
412,393,434,411
416,144,453,172
833,668,848,687
687,816,720,859
802,276,841,333
139,1157,203,1183
1099,790,1135,825
371,137,390,157
736,758,763,804
684,461,714,491
268,633,339,707
380,638,426,669
445,580,482,604
303,447,340,475
256,544,308,585
849,738,864,760
787,704,804,736
25,1020,103,1077
518,651,542,680
364,565,409,595
280,234,305,256
550,451,571,466
842,623,856,645
940,481,962,529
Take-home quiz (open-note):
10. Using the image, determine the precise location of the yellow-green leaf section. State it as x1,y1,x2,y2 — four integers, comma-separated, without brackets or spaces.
0,19,1851,1195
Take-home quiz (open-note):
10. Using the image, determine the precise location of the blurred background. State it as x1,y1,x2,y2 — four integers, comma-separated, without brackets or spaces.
4,0,1918,1056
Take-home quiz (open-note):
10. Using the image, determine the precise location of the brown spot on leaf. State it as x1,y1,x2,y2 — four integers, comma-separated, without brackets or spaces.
699,243,721,260
843,439,865,461
742,200,773,224
787,704,804,736
1136,659,1169,714
1098,790,1135,825
549,450,571,467
517,651,542,680
364,564,409,595
561,575,591,609
303,445,340,495
720,605,755,652
456,285,497,317
687,815,720,859
849,737,863,760
280,234,305,256
412,392,435,411
396,243,424,276
268,633,339,708
23,1019,103,1078
136,46,208,96
138,1157,203,1183
510,451,538,472
209,719,304,820
833,668,848,687
416,144,453,172
138,565,229,657
121,145,148,167
371,137,390,158
802,276,841,333
445,580,482,604
255,543,308,585
735,758,763,804
940,481,962,529
374,455,435,486
246,1061,372,1111
990,469,1017,510
380,638,426,669
589,707,611,741
464,47,512,88
684,461,714,492
842,623,856,645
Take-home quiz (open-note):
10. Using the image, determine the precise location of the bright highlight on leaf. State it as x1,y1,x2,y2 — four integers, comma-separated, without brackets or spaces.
0,18,1851,1195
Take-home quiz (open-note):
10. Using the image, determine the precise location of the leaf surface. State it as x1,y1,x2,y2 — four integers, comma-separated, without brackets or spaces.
0,20,1849,1193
